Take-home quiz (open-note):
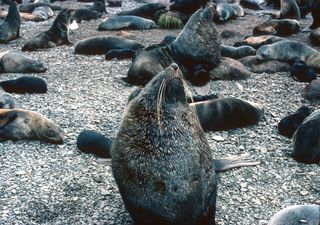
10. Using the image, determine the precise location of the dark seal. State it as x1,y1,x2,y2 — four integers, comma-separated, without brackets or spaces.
74,35,144,55
279,0,300,19
220,45,256,59
105,49,135,60
0,76,47,94
0,87,15,109
292,109,320,163
19,2,61,13
72,8,102,23
289,60,317,82
0,0,21,43
117,3,166,20
252,19,300,36
22,8,74,51
278,106,312,138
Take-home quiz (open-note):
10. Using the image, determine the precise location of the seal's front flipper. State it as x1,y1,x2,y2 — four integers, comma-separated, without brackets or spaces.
213,154,261,172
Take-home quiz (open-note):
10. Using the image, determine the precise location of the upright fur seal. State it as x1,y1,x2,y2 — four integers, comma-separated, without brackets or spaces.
0,108,64,144
98,15,157,31
268,205,320,225
0,0,21,43
74,36,144,55
192,98,264,131
112,64,260,225
279,0,301,19
22,9,74,51
0,50,47,73
278,106,312,138
257,40,320,72
127,6,221,86
0,76,47,94
292,109,320,163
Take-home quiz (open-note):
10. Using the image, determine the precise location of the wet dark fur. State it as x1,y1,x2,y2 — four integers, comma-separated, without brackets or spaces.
0,1,21,43
22,9,73,51
289,60,317,82
0,76,47,94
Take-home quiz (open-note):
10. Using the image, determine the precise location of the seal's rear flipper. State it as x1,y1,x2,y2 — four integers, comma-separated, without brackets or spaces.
213,154,261,172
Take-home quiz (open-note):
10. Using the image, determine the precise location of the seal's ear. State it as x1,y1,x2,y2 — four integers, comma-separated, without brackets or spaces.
0,110,17,128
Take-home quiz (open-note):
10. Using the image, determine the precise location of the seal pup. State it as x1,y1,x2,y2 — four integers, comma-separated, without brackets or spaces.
0,108,64,144
88,0,106,14
239,55,290,73
127,6,221,86
253,19,300,36
278,106,312,138
279,0,300,19
77,130,112,158
292,109,320,163
214,3,244,22
290,60,317,82
268,205,320,225
72,8,102,23
98,15,157,31
0,87,15,109
0,76,47,94
303,79,320,102
191,97,264,131
0,50,47,73
112,64,260,225
117,3,166,20
19,2,61,13
0,0,21,43
22,8,74,51
74,35,144,55
257,40,320,72
32,6,53,21
234,35,285,49
220,45,256,59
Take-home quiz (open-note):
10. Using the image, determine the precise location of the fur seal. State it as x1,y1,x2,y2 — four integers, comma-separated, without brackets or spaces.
71,9,102,23
292,109,320,163
74,35,144,55
19,2,61,13
77,130,112,158
117,3,166,20
257,40,320,72
32,6,53,21
290,60,317,82
0,108,64,144
0,50,47,73
268,205,320,225
303,79,320,102
239,55,290,73
127,6,221,86
310,27,320,45
220,45,256,59
170,0,208,15
214,3,244,22
209,57,251,80
192,97,264,131
22,9,74,51
310,2,320,29
105,49,135,60
0,87,15,109
0,76,47,94
278,106,312,138
98,15,157,31
234,35,285,49
253,19,300,36
279,0,300,19
0,0,20,43
88,0,106,14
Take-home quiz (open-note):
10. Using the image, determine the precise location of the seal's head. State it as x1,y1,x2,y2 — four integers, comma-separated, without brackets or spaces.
172,6,221,69
256,45,274,60
37,118,65,144
51,8,74,31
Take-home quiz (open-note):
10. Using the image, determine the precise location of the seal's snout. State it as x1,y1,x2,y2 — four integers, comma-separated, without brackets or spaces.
171,63,179,71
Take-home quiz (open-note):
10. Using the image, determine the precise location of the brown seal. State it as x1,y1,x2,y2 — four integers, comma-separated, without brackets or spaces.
0,108,64,144
253,19,300,36
112,64,260,225
22,9,74,51
234,35,285,49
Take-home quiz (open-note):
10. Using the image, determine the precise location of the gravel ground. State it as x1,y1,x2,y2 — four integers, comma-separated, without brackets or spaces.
0,1,319,225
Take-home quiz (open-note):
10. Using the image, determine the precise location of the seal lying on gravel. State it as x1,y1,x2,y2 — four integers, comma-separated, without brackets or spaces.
127,6,221,86
292,109,320,163
71,8,102,23
112,64,260,225
74,35,144,55
0,109,64,144
0,50,47,73
278,106,312,138
257,40,320,72
253,19,300,36
234,35,285,49
0,88,15,109
22,9,74,51
268,205,320,225
117,3,166,20
290,60,317,82
98,15,157,31
303,79,320,102
0,1,21,43
88,0,106,14
239,55,290,73
32,6,54,21
0,76,47,94
191,97,264,131
19,2,61,13
220,45,256,59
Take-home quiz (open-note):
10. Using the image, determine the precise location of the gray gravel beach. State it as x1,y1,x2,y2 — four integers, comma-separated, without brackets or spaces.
0,0,319,224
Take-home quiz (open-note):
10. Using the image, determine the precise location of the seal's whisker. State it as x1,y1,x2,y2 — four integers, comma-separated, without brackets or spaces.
182,79,194,103
156,78,167,126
